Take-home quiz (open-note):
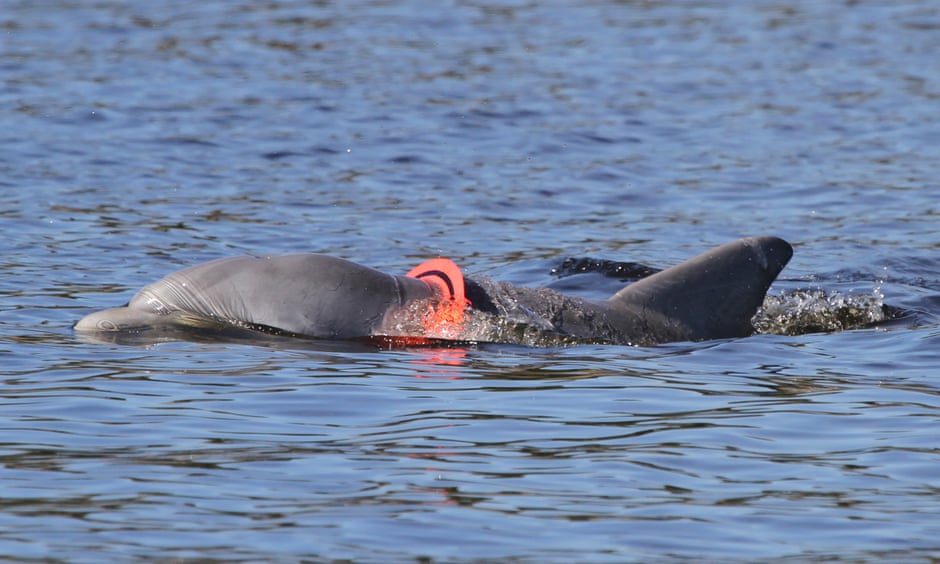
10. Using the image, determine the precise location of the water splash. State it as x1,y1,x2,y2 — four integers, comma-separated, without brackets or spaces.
753,286,888,336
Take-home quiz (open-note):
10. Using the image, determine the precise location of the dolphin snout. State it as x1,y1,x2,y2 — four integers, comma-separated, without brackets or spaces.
74,307,159,332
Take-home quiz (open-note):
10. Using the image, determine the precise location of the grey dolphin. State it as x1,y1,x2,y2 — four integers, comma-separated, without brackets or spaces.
75,236,793,346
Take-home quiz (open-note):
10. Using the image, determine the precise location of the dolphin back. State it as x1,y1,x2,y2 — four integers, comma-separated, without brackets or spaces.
608,236,793,342
76,254,436,339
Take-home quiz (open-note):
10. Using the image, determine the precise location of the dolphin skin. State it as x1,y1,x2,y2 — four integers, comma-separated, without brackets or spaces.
75,236,793,346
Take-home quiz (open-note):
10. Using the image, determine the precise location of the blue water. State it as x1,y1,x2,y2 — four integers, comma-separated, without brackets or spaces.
3,0,940,561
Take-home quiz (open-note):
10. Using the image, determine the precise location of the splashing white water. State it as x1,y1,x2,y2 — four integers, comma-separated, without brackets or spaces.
753,286,887,336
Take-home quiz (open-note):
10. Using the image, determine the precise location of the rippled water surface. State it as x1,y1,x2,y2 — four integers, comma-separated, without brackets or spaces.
3,1,940,561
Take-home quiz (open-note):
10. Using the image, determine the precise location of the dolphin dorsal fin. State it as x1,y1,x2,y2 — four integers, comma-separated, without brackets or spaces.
608,237,793,341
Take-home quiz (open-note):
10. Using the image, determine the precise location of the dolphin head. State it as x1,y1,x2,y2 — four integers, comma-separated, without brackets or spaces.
74,306,169,332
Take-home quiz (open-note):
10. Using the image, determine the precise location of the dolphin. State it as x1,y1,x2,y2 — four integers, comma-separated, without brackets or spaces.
74,236,793,346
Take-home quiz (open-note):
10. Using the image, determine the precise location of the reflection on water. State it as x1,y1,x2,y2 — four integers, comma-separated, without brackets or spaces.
3,318,940,560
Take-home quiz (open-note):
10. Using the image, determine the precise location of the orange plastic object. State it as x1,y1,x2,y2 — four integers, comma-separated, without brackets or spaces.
406,257,471,337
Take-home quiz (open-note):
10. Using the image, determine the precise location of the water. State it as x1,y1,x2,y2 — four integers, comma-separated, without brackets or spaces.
3,0,940,561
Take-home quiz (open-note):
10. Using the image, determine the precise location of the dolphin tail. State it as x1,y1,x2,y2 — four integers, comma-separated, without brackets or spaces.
608,236,793,342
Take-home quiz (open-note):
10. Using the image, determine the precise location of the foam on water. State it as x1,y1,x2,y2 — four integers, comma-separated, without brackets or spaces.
754,286,889,336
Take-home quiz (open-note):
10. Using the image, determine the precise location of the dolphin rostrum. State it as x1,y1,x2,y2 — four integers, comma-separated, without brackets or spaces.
74,236,793,346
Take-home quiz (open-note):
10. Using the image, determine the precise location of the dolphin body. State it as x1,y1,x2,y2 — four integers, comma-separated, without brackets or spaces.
75,236,793,346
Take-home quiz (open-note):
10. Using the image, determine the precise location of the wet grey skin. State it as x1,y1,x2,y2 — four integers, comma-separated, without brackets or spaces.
75,236,793,346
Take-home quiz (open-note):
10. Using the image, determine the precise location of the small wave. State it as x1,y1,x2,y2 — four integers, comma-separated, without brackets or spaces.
753,287,889,336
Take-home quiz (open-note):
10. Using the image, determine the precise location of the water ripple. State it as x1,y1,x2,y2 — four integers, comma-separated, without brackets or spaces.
3,0,940,561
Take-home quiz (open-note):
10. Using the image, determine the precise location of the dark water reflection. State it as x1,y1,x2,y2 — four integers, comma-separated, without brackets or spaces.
4,0,940,561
